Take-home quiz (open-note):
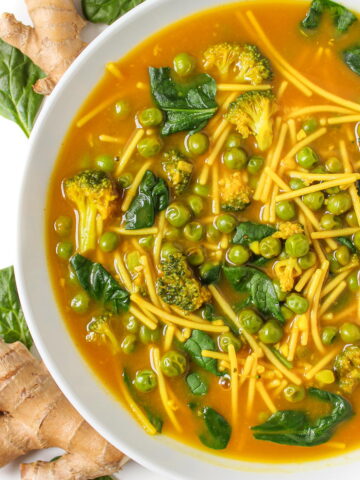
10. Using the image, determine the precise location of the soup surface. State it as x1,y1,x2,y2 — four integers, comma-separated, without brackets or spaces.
47,0,360,463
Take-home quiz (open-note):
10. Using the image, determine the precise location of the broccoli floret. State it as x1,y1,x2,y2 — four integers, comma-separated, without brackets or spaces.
334,345,360,394
162,149,193,196
203,42,272,85
219,172,253,212
156,252,211,312
226,90,277,151
64,170,119,253
86,313,119,353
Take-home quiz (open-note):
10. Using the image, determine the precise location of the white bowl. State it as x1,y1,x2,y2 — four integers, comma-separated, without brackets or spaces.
16,0,360,478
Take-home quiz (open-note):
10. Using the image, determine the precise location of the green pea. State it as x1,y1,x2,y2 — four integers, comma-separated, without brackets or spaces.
283,385,306,403
285,233,310,258
187,247,205,266
134,369,157,392
138,235,154,249
297,251,316,269
114,99,130,119
321,326,338,345
117,172,133,188
121,334,137,354
311,165,326,174
327,192,352,215
215,214,237,233
227,245,250,265
218,332,242,352
56,241,73,260
275,201,296,221
281,305,294,321
273,279,286,301
223,147,248,170
334,245,351,266
325,156,343,173
139,107,163,127
183,222,204,242
226,133,243,149
329,257,341,274
239,309,263,334
302,191,324,211
95,154,115,173
137,136,162,157
123,315,139,334
160,350,187,377
165,202,191,227
139,325,160,344
320,213,341,230
70,292,90,314
289,178,305,190
247,155,264,174
199,261,220,282
187,195,204,216
354,231,360,251
339,322,360,343
173,52,196,76
325,186,340,195
165,227,181,241
259,236,282,259
193,183,209,197
54,215,72,237
206,224,221,242
346,210,358,227
285,293,309,314
296,147,318,169
99,232,118,253
302,117,318,134
126,251,141,272
258,320,283,344
67,269,79,287
348,271,360,292
187,133,209,155
160,243,180,261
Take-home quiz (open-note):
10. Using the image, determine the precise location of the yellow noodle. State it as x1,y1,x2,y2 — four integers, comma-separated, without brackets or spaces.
256,381,277,413
321,270,352,298
277,80,289,100
310,264,329,353
212,162,220,215
320,281,347,316
206,125,232,166
287,320,300,362
76,94,120,127
305,347,342,379
260,343,302,385
99,134,124,144
229,344,239,426
217,83,272,92
121,160,153,211
164,325,175,351
114,253,132,292
287,119,297,145
211,118,229,142
246,356,258,416
311,227,360,239
295,266,317,292
326,115,360,125
289,105,355,118
202,350,229,360
288,171,358,181
106,62,123,79
339,140,360,226
139,255,160,307
114,227,158,236
115,129,145,176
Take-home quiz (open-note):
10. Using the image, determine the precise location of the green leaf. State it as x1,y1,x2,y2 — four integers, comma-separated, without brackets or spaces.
183,330,222,376
186,372,208,396
124,170,169,230
0,39,44,136
343,45,360,77
223,266,284,323
252,387,353,446
269,347,293,369
301,0,357,33
81,0,145,24
232,221,276,247
70,254,130,313
0,266,32,349
199,263,221,285
337,236,356,253
149,67,218,135
198,407,231,450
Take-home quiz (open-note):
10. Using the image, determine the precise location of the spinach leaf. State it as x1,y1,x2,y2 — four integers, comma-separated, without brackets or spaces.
70,254,130,313
82,0,144,24
301,0,357,33
252,387,353,446
232,221,276,247
343,45,360,77
184,330,222,376
124,170,169,230
149,67,218,135
123,370,163,432
0,39,44,137
223,266,284,323
198,407,231,450
186,372,208,396
337,236,356,253
250,256,270,267
199,263,221,285
0,266,32,349
269,347,293,369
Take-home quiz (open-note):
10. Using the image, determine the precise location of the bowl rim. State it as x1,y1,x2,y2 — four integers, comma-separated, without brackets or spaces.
15,0,360,478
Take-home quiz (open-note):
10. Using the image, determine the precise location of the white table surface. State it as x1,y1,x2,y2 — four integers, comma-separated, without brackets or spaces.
0,1,168,479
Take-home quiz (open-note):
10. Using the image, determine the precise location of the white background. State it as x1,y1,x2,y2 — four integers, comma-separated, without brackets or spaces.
0,1,167,478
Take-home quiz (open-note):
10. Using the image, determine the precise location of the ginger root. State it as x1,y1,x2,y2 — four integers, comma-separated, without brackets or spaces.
0,0,87,95
0,339,126,480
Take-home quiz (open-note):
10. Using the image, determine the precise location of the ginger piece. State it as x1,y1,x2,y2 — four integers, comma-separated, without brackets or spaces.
0,0,87,95
0,339,126,480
